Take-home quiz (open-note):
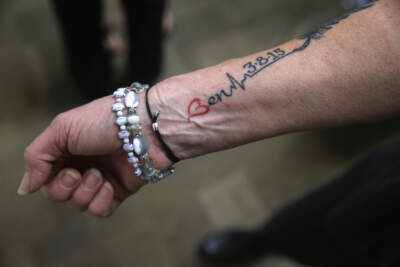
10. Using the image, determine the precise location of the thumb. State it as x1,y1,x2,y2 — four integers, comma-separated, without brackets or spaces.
18,114,68,195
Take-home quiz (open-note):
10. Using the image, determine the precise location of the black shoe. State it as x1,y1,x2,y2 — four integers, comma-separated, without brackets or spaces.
198,230,267,264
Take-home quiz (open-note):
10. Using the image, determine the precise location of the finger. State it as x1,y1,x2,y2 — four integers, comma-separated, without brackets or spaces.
94,174,129,216
88,181,114,217
19,114,68,195
68,168,103,211
41,168,81,202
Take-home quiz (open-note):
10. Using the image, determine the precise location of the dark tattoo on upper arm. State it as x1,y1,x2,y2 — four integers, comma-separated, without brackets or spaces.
302,0,379,40
186,0,379,122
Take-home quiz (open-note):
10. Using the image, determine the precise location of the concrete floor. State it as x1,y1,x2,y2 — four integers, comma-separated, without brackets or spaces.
1,0,400,267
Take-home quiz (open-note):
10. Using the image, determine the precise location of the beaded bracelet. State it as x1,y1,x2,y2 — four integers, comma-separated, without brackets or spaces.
112,82,175,184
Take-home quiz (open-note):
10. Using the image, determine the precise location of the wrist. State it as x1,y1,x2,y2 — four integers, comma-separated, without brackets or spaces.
146,41,312,160
147,63,250,160
146,75,197,160
136,91,174,169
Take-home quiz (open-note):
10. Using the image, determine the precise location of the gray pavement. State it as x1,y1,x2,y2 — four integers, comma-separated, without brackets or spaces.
1,0,400,267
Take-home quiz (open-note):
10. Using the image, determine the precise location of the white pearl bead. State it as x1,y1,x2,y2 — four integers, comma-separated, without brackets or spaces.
123,138,129,143
112,103,124,111
116,116,128,126
120,125,126,130
134,168,142,176
117,111,123,116
123,143,134,152
118,130,130,139
113,88,126,97
128,114,140,124
128,156,139,163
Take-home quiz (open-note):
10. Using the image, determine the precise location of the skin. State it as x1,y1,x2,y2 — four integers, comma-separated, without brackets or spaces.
19,0,400,217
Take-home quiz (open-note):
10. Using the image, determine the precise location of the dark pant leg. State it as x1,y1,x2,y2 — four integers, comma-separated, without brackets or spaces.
52,0,112,100
120,0,166,85
258,142,400,267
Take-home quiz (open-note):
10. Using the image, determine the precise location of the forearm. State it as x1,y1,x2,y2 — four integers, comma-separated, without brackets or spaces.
17,0,400,216
149,0,400,160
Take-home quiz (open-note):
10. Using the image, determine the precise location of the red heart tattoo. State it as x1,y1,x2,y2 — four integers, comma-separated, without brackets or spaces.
187,98,210,122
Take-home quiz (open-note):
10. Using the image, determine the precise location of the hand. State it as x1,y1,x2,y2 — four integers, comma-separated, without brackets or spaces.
18,95,173,217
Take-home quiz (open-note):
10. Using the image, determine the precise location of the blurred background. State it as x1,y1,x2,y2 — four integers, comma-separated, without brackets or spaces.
1,0,400,266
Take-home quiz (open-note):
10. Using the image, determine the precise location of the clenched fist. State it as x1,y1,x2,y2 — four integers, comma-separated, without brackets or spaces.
18,95,173,217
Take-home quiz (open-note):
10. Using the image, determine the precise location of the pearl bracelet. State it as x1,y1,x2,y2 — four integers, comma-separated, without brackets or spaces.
112,82,175,184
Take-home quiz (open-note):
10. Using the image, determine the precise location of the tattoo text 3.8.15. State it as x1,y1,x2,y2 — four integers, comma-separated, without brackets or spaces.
208,48,286,106
187,47,289,122
186,0,379,122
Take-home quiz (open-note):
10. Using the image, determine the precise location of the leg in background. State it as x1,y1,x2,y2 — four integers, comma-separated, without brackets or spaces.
120,0,166,85
200,142,400,267
51,0,112,101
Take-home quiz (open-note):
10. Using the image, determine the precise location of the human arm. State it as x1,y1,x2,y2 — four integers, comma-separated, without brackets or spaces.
150,0,400,159
19,0,400,217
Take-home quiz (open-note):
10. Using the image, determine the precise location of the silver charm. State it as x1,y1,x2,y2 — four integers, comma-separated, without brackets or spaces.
143,167,157,177
152,122,159,132
133,135,148,155
125,91,139,108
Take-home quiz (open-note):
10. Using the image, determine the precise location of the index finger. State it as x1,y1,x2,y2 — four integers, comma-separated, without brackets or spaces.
18,114,68,195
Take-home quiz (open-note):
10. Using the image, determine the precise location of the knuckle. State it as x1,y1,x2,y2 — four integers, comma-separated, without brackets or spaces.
52,112,71,136
52,112,68,126
23,147,34,163
52,112,71,149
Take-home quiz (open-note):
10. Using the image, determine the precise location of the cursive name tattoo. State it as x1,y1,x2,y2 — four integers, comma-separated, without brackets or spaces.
187,98,210,122
187,0,379,121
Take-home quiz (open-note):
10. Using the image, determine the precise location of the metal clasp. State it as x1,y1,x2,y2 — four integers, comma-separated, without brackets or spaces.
152,111,161,131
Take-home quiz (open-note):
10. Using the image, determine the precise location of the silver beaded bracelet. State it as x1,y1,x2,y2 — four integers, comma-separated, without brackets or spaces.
112,82,175,184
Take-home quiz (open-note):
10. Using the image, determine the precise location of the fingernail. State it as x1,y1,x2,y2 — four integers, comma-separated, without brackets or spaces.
84,169,102,189
17,172,30,195
100,183,114,217
90,168,102,178
60,170,80,189
104,181,113,191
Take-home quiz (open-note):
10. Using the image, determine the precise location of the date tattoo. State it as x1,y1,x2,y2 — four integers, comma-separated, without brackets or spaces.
208,48,286,106
186,0,379,122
